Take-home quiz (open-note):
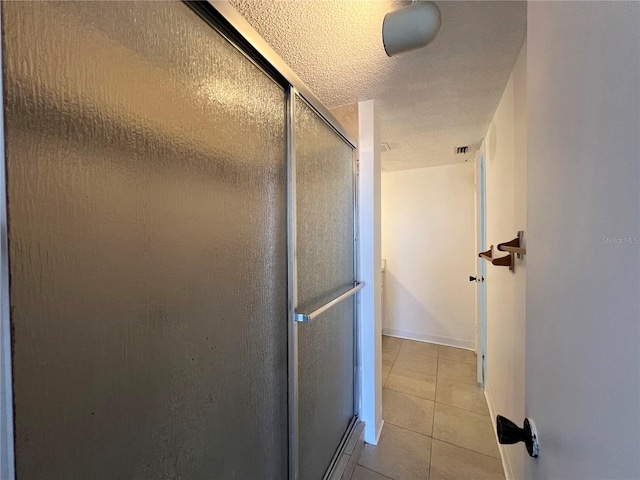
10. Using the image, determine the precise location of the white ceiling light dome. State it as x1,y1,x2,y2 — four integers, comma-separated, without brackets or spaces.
382,1,442,57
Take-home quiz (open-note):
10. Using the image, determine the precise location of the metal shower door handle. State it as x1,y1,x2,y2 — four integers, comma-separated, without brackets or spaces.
294,282,364,323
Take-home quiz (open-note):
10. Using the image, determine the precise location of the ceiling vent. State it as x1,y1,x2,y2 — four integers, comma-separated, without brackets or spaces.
381,142,391,152
455,146,469,155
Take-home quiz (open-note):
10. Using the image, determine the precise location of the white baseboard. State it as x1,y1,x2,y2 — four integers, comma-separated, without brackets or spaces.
484,385,514,480
382,327,474,350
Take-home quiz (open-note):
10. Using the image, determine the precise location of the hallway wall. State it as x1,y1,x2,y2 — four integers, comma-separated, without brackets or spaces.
483,42,527,480
381,163,476,348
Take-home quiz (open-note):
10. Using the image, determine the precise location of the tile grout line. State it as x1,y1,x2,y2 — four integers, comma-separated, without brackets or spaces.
429,347,439,480
382,339,498,478
432,398,490,417
435,345,501,462
382,420,432,439
388,339,402,369
361,338,403,480
376,420,503,464
387,350,439,377
433,371,492,414
384,387,435,403
386,341,401,385
383,385,435,402
377,416,502,463
429,436,504,462
389,366,437,377
355,465,394,480
382,338,402,388
438,356,478,365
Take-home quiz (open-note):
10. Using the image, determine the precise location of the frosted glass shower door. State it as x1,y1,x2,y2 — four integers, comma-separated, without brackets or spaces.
294,96,357,480
3,2,288,478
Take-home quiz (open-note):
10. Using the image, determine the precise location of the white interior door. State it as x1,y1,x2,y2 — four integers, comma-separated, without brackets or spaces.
526,2,639,478
474,145,486,385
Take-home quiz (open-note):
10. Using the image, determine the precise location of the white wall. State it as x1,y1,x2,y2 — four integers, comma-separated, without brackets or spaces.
381,163,476,348
356,100,383,445
332,100,384,445
482,42,527,480
526,2,639,478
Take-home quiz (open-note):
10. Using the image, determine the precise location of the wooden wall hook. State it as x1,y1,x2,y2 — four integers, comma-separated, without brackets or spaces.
479,245,513,270
497,231,526,258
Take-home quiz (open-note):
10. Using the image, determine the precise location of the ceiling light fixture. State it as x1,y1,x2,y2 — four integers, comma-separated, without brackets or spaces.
382,1,442,57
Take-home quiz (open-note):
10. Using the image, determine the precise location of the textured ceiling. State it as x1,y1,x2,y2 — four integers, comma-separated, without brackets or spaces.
229,0,526,171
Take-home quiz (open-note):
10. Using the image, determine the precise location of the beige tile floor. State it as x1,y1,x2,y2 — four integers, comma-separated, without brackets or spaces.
350,336,505,480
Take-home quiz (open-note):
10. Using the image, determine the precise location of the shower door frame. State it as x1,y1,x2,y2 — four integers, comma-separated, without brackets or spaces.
287,90,361,480
0,4,15,479
189,4,361,478
0,2,361,480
